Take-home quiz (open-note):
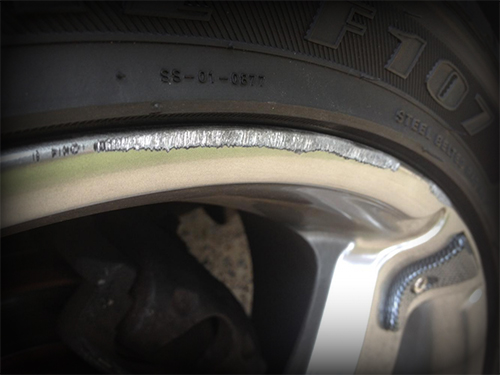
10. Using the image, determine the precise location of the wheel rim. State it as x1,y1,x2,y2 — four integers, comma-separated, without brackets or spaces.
1,126,487,373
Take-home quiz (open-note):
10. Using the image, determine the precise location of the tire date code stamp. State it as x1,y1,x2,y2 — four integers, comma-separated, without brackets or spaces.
160,69,265,87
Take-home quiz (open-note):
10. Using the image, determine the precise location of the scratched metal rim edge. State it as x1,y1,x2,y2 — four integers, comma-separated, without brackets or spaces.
0,126,487,374
1,126,457,228
1,126,401,171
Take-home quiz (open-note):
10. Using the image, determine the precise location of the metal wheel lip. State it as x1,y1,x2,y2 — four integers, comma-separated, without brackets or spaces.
1,125,401,170
1,125,446,228
0,126,487,374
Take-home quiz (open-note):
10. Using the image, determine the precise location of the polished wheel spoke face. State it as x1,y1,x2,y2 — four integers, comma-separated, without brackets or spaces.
1,127,487,374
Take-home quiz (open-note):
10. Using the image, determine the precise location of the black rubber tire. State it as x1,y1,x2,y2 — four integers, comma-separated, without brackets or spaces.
2,1,499,373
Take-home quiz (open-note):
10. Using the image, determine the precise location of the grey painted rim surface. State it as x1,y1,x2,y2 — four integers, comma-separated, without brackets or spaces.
1,127,487,373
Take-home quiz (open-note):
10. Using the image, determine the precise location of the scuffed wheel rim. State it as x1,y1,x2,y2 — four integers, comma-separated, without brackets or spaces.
2,1,498,373
1,126,489,373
